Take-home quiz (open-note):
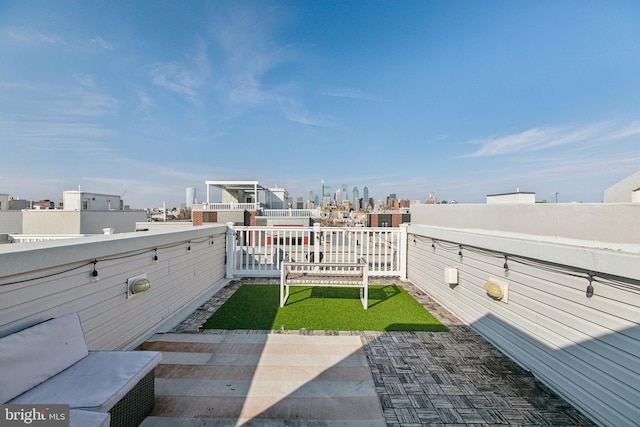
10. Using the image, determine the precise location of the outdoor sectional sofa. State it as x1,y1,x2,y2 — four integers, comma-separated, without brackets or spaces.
0,313,161,427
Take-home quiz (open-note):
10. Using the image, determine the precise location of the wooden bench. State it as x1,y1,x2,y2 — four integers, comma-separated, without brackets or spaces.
280,261,369,309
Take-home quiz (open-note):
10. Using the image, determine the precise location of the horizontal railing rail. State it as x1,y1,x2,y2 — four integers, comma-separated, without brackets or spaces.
226,224,406,278
203,202,260,210
261,209,321,217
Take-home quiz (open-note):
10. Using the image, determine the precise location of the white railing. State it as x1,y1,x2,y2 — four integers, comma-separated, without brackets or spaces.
204,203,260,210
8,234,91,243
226,224,406,278
261,209,321,217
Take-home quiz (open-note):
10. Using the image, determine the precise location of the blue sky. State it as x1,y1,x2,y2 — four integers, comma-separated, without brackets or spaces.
1,0,638,208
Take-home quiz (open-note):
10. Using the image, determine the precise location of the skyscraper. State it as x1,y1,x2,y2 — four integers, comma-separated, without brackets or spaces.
186,187,196,208
352,186,359,211
363,187,369,206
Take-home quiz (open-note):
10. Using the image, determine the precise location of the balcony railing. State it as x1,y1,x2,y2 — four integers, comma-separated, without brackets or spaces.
202,202,261,210
260,208,321,217
200,204,321,217
226,224,406,278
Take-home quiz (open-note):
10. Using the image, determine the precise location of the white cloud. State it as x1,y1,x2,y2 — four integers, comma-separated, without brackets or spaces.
466,120,639,158
91,36,113,50
1,27,64,48
150,42,211,102
601,120,640,141
151,62,199,99
0,79,119,154
279,99,334,126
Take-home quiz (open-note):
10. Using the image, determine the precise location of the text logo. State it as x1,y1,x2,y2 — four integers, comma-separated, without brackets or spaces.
0,405,68,427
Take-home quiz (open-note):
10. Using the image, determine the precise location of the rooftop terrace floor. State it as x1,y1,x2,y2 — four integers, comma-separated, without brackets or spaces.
140,278,595,426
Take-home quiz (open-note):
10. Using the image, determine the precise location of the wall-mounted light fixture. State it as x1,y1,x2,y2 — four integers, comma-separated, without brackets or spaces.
127,273,151,299
458,245,463,261
484,276,509,303
187,241,191,251
503,255,509,277
153,249,159,264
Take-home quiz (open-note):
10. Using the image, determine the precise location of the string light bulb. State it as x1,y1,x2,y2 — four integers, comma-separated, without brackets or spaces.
503,255,509,277
586,274,594,298
91,260,99,282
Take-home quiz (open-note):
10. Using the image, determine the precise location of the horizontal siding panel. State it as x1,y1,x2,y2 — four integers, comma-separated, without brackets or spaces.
0,227,227,351
472,314,640,427
407,228,640,427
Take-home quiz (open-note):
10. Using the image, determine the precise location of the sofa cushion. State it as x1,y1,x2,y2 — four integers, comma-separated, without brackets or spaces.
0,313,89,403
10,350,161,412
69,410,110,427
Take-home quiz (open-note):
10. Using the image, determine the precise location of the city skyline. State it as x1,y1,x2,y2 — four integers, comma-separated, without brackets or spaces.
1,1,639,208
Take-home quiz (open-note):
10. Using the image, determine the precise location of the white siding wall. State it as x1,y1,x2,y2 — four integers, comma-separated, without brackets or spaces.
0,211,23,233
79,211,148,234
0,225,227,350
410,203,640,243
407,224,640,427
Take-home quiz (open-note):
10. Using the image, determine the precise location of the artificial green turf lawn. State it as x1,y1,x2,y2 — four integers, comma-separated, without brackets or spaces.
202,284,448,332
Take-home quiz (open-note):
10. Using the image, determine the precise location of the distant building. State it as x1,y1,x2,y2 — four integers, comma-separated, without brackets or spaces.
352,186,359,211
486,191,536,204
267,187,288,209
0,190,143,238
63,191,123,211
367,212,411,227
603,171,640,203
1,196,31,210
186,187,196,208
426,191,437,204
193,181,320,227
33,200,54,210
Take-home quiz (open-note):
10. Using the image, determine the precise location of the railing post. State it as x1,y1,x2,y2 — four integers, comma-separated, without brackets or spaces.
399,223,408,281
313,222,321,263
225,222,236,279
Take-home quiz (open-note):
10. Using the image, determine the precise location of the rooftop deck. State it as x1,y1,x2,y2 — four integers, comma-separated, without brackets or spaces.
2,219,637,425
141,278,594,426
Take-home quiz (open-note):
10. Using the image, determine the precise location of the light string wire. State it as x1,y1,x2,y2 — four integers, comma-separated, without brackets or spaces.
0,234,221,287
411,234,639,293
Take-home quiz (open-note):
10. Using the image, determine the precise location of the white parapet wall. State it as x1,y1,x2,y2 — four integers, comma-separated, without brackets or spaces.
406,223,640,427
0,224,228,350
410,203,640,244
